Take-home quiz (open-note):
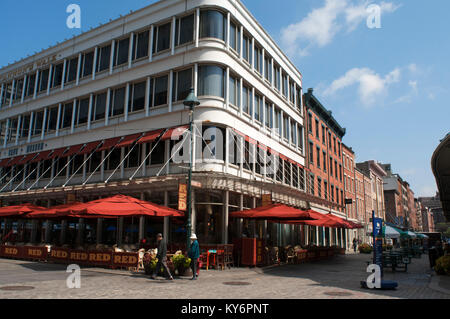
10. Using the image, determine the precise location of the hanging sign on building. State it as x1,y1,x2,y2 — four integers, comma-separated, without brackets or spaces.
178,183,187,211
262,194,272,207
66,193,77,204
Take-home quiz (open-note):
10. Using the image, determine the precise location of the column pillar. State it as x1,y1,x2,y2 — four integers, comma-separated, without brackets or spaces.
163,191,169,242
76,218,85,246
59,219,67,245
223,190,229,244
30,220,38,244
96,218,103,245
117,217,124,246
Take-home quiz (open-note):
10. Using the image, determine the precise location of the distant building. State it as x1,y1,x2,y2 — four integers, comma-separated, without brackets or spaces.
419,193,446,229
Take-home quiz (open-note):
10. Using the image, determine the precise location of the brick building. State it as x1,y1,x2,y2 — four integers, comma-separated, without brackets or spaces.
304,89,346,217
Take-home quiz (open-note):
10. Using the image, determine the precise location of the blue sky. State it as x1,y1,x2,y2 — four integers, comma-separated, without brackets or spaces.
1,0,448,197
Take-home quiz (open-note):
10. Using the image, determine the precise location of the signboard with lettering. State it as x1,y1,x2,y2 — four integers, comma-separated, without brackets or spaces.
112,252,139,268
178,183,187,211
23,246,48,261
48,247,70,263
85,251,113,266
262,194,272,207
372,214,384,277
0,246,23,259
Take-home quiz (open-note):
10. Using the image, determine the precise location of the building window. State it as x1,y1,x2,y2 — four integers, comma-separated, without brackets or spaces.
283,115,289,140
61,102,73,129
291,122,298,146
198,65,225,98
242,85,252,115
323,151,327,172
242,34,252,64
133,30,150,60
228,74,240,107
309,142,314,164
254,93,262,122
310,174,315,195
316,147,321,168
265,101,272,129
315,119,319,138
289,80,295,104
318,178,322,198
81,51,94,77
176,14,194,46
46,106,58,133
128,81,146,113
114,37,130,67
7,118,18,142
264,56,272,82
19,115,30,139
275,108,281,136
52,63,64,88
282,73,288,98
297,125,304,151
148,141,165,165
65,57,78,83
296,87,302,110
322,126,326,144
329,156,333,176
254,45,263,74
153,21,171,54
110,87,126,117
324,181,328,200
96,44,111,72
149,75,168,108
92,92,107,122
334,160,338,179
13,79,24,102
32,111,44,136
308,113,313,133
274,65,281,91
200,10,225,41
38,69,49,93
172,68,192,102
25,74,36,97
76,98,90,125
229,21,240,53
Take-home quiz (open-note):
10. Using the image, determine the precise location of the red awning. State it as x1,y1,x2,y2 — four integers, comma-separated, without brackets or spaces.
79,141,102,155
0,158,11,167
137,129,165,144
52,147,69,158
30,151,52,163
54,194,184,218
61,144,84,158
116,133,143,148
0,204,47,217
17,153,39,166
229,204,315,220
161,126,189,141
98,137,122,151
8,156,26,167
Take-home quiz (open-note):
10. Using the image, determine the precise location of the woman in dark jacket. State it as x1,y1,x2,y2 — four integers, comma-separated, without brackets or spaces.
188,234,200,280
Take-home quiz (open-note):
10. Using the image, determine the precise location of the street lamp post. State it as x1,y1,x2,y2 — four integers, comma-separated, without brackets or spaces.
183,88,200,250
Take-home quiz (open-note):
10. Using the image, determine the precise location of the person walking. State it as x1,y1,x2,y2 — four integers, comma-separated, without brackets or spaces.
151,233,173,280
188,234,200,280
353,237,358,253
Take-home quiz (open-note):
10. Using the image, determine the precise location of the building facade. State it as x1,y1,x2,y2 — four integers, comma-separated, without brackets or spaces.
0,0,317,246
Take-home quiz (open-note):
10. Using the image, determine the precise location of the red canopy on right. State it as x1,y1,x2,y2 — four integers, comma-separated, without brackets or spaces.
229,204,315,220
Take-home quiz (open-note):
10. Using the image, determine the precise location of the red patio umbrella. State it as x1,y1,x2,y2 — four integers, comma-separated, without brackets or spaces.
229,204,315,220
25,202,114,219
0,204,47,218
271,210,350,228
55,194,184,218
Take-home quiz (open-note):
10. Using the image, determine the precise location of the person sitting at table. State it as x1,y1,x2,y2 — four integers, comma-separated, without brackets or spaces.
188,234,200,280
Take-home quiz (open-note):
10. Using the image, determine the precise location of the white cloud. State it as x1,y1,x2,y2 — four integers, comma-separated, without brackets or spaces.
419,185,437,197
323,67,401,106
281,0,400,57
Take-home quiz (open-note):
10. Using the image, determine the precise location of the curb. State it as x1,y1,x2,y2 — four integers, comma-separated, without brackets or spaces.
428,274,450,296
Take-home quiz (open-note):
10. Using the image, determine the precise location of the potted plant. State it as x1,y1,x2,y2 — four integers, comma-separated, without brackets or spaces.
358,243,373,254
143,253,158,275
435,256,450,276
171,253,192,276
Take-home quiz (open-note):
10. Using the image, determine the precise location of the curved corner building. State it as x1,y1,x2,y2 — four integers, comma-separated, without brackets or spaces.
431,133,450,222
0,0,349,247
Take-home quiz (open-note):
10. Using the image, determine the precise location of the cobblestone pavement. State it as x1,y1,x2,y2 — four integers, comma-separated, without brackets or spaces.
0,254,448,299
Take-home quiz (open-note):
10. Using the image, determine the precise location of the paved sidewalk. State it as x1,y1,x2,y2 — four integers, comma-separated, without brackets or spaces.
0,254,448,299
